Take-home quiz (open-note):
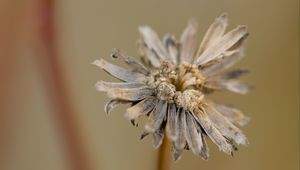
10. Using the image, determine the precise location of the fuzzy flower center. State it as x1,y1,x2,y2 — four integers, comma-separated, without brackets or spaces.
154,61,205,110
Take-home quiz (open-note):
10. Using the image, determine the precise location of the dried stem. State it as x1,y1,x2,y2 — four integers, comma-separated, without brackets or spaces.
157,138,171,170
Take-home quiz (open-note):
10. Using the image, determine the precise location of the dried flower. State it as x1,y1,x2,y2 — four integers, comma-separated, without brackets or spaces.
93,13,251,161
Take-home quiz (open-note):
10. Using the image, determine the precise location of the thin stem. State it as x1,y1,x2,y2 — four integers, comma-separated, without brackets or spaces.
157,138,171,170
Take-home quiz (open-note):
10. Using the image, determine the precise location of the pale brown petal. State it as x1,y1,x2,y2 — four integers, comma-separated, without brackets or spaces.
139,42,161,67
144,100,167,133
139,26,169,60
125,97,157,120
104,99,130,115
215,104,250,126
180,19,198,64
221,69,249,79
185,112,207,159
196,25,248,65
163,35,179,65
192,108,234,154
93,59,148,83
204,104,249,145
96,81,146,91
173,108,187,161
196,13,228,58
205,80,253,94
166,103,177,141
152,126,165,149
107,87,154,101
111,48,150,75
219,81,253,94
201,34,248,76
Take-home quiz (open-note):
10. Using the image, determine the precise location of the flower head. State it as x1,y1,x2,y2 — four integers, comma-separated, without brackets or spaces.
93,13,251,160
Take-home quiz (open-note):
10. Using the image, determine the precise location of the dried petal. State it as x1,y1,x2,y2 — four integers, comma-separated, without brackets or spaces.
111,48,150,75
185,112,206,159
192,108,234,154
180,19,198,64
173,108,187,160
196,25,248,65
152,126,165,149
166,103,177,141
163,35,179,65
144,100,167,133
96,81,146,91
196,13,228,57
93,59,148,82
215,104,250,126
125,97,157,120
139,26,169,60
107,87,154,101
104,99,130,115
204,104,249,145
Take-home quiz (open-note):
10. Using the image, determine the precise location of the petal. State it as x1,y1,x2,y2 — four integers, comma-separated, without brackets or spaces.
196,25,248,65
179,18,198,64
139,42,161,68
221,69,249,79
204,80,253,94
125,97,157,120
111,48,150,75
173,108,187,161
185,112,207,159
96,81,146,91
139,26,169,60
107,87,154,101
144,100,168,133
163,35,179,65
204,104,249,145
215,104,250,126
104,99,130,115
93,59,148,83
192,108,235,154
219,81,253,94
196,13,228,58
166,103,177,141
152,126,165,149
201,34,248,76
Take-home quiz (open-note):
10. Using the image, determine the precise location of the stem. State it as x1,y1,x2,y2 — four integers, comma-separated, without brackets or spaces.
157,138,171,170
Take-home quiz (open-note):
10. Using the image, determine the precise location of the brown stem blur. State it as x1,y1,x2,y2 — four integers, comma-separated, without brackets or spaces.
157,138,171,170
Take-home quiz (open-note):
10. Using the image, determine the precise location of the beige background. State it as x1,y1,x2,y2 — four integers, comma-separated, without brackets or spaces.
1,0,299,170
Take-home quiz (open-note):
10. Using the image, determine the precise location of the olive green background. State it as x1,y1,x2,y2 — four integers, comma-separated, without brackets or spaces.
3,0,299,170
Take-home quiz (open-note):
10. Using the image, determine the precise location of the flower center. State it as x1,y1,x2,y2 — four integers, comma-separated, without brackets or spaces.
154,61,205,109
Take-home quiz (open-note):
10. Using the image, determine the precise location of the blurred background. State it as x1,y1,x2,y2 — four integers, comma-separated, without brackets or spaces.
0,0,299,170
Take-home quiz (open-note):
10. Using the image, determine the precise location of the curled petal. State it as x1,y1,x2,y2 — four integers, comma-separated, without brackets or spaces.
104,99,130,115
